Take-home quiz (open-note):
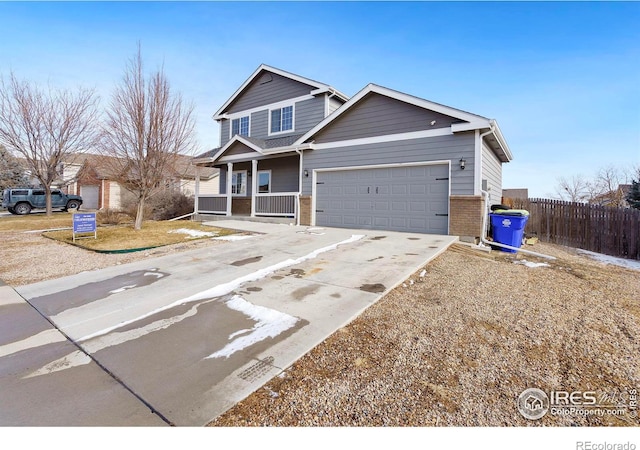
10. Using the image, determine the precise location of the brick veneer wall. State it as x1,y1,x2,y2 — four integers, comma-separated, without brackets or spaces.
232,197,251,215
449,195,485,241
102,180,109,209
299,195,312,226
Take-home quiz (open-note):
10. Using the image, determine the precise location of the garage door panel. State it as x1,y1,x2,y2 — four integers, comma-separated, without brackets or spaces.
391,201,408,212
374,201,389,211
409,201,427,212
373,217,390,227
316,164,449,234
357,216,372,226
409,184,427,195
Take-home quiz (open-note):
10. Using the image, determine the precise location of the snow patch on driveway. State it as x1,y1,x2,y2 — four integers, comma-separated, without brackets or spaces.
213,235,254,241
78,234,365,342
206,295,299,359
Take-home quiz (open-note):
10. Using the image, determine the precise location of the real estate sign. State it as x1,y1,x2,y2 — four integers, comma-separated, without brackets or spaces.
73,212,97,241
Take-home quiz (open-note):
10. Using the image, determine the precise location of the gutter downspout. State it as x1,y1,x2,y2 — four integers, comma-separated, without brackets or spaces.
295,148,303,226
477,126,494,197
476,124,555,259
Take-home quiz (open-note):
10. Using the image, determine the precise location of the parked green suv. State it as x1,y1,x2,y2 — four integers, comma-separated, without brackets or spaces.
2,188,83,215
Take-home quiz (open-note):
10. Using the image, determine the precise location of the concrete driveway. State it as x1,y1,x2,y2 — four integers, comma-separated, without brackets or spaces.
1,221,456,426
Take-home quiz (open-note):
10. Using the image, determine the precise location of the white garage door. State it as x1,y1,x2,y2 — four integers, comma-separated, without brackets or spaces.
80,185,99,210
315,164,449,234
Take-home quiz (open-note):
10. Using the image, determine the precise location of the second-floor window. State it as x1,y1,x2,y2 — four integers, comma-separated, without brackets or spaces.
231,116,249,137
270,105,293,134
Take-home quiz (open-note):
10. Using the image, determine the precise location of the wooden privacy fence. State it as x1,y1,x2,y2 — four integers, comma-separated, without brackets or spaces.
506,198,640,260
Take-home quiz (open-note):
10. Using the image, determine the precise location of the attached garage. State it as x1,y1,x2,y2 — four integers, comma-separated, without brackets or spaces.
80,185,99,210
314,162,450,234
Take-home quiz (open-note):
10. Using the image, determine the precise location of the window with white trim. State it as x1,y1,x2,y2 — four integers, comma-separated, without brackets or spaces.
270,105,293,134
231,170,247,196
257,170,271,194
231,116,249,137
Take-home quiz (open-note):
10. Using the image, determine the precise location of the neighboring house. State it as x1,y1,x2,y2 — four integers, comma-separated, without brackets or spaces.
59,154,219,210
589,184,631,209
194,64,512,240
502,188,529,200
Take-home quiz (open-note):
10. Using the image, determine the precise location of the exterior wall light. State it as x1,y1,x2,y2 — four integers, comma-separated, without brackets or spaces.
304,169,309,177
459,158,466,170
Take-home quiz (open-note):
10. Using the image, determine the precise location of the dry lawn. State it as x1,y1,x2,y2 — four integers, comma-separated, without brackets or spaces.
43,220,235,251
210,242,640,427
0,220,241,286
0,213,73,232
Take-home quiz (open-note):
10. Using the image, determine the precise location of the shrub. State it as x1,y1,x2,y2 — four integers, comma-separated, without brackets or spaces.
118,189,194,222
96,208,133,225
147,190,195,220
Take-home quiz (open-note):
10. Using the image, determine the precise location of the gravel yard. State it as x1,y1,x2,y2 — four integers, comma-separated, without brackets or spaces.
0,230,228,286
1,229,638,427
209,242,639,427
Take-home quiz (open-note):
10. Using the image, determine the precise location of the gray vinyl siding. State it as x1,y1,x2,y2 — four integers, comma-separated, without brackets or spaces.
220,97,325,145
220,119,230,146
481,143,503,205
328,96,344,115
257,156,299,192
295,97,325,136
313,93,463,144
251,110,268,139
302,132,476,196
218,165,227,194
226,142,259,157
226,72,315,114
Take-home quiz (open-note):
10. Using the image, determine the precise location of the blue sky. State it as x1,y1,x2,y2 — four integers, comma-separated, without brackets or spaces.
1,1,639,197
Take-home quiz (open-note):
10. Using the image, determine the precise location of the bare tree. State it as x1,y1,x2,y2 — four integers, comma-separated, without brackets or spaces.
0,144,29,192
100,47,196,230
591,165,627,207
554,174,592,203
0,73,99,215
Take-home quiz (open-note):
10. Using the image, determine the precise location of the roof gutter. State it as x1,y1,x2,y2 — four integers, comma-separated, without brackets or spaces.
488,119,513,162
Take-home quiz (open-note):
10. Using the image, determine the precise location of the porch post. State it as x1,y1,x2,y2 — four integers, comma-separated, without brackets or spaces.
251,159,258,217
194,166,200,215
226,162,233,216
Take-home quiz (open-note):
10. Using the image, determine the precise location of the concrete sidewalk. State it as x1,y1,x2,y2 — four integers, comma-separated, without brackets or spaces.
0,281,168,426
4,222,456,425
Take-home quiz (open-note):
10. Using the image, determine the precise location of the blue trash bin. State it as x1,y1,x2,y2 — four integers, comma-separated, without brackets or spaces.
490,211,529,253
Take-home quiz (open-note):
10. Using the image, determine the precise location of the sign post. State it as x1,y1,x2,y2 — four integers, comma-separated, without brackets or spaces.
73,212,97,242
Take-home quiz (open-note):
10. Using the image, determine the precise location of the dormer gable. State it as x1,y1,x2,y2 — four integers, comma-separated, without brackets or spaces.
213,64,347,120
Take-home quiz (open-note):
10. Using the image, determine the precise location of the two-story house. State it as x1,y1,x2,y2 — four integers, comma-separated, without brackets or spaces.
194,64,512,241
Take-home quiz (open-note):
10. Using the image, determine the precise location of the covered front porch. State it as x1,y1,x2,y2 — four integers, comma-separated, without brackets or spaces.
194,153,302,221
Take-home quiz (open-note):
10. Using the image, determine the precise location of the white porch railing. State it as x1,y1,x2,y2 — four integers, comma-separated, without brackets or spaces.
254,192,298,217
196,194,228,215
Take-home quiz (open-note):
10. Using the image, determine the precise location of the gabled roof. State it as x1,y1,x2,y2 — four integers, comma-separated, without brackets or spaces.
194,134,311,165
295,83,512,162
64,153,218,181
213,64,348,119
297,84,488,143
